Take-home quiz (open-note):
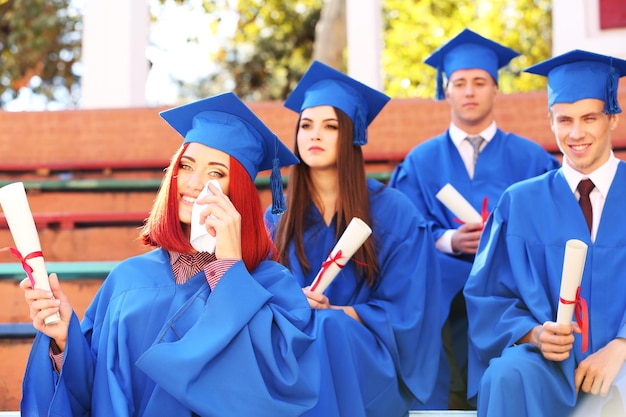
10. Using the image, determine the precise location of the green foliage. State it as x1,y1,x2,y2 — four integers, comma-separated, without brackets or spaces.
0,0,81,107
1,0,552,107
182,0,552,100
192,0,323,101
383,0,552,98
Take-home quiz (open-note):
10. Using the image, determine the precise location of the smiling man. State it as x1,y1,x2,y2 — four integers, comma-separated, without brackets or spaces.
464,50,626,417
389,28,560,410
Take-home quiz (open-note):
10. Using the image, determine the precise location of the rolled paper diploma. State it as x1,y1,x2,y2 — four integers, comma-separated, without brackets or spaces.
310,217,372,294
435,183,482,224
556,239,588,324
190,180,222,253
0,182,61,325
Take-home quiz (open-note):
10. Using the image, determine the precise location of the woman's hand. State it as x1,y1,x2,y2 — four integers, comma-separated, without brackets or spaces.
302,287,331,309
20,273,72,351
197,182,242,261
302,287,362,323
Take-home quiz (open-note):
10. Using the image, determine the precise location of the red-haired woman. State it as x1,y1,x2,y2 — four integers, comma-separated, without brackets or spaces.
265,61,442,416
20,92,320,417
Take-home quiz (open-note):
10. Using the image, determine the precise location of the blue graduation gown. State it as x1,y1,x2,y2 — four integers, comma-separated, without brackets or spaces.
265,179,442,417
21,249,320,417
389,129,561,321
464,165,626,417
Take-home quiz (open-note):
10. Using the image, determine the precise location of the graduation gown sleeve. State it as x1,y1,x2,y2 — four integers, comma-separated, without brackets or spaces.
135,260,319,416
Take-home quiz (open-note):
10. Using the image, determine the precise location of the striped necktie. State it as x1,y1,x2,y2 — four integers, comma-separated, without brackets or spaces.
466,135,484,166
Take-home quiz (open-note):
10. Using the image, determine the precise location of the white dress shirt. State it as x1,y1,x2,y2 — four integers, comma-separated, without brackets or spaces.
561,152,618,243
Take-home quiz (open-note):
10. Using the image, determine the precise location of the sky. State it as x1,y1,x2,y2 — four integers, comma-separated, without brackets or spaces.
145,0,231,106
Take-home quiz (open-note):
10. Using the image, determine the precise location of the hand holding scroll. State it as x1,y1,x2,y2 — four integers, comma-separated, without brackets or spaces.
436,183,483,224
556,239,589,352
0,182,60,325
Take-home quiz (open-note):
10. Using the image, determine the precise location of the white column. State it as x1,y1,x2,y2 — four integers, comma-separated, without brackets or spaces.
81,0,150,108
346,0,383,89
552,0,626,58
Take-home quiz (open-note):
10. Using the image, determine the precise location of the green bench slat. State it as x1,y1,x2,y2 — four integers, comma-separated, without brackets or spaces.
0,179,163,192
0,261,117,281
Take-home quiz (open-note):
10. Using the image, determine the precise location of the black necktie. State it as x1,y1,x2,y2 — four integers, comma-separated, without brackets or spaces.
577,179,595,232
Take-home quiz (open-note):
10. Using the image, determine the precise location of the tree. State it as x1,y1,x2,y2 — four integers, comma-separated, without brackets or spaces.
2,0,552,108
178,0,551,101
383,0,552,99
0,0,82,108
170,0,324,101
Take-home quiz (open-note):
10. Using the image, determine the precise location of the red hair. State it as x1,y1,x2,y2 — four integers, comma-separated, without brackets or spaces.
140,143,275,271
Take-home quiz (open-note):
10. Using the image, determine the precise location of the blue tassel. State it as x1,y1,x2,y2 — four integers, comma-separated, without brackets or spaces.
605,61,622,114
435,68,446,101
270,156,287,214
353,105,367,146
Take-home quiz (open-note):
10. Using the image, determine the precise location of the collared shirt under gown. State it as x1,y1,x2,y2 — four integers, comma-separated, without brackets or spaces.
265,179,442,417
20,248,320,417
464,165,626,416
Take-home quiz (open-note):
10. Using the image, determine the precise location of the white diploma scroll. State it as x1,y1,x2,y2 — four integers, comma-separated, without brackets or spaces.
435,183,483,224
309,217,372,294
190,180,222,253
0,182,61,324
556,239,588,324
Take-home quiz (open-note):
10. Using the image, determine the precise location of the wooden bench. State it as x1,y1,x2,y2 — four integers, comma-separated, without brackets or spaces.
0,158,169,176
0,153,406,176
0,170,394,194
0,211,149,230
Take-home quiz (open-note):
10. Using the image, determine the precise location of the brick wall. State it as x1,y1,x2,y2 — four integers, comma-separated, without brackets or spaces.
2,80,624,166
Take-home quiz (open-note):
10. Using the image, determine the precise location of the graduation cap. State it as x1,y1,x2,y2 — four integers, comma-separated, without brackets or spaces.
160,92,299,214
284,60,390,146
524,49,626,114
424,28,520,100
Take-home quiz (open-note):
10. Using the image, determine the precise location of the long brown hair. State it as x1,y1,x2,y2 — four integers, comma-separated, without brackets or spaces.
273,107,380,286
140,142,275,271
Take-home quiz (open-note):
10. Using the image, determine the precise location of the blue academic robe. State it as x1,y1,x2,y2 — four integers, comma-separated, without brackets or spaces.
464,165,626,417
389,130,560,408
265,179,442,417
389,129,561,321
21,249,320,417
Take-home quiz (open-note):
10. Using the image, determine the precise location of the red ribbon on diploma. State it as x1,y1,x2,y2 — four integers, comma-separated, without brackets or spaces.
480,196,489,223
310,250,344,292
1,247,44,287
559,286,589,353
453,196,490,226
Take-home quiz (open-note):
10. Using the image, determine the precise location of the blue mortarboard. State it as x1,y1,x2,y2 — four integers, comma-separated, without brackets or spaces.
524,49,626,114
424,28,520,100
283,60,390,146
160,92,299,214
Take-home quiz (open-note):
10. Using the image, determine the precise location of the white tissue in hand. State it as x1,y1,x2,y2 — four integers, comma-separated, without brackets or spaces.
190,180,222,253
